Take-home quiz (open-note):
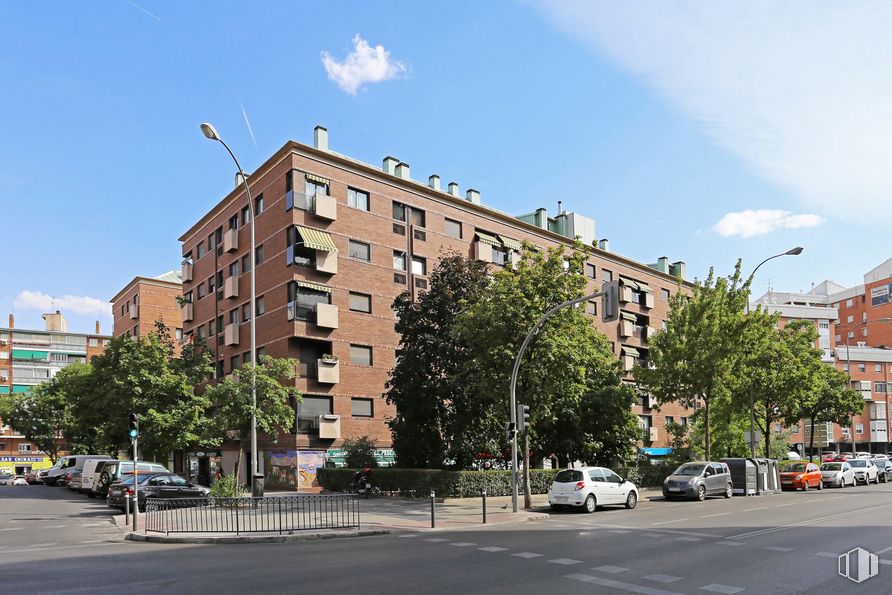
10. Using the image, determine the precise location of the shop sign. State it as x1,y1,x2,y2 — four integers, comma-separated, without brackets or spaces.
0,456,45,463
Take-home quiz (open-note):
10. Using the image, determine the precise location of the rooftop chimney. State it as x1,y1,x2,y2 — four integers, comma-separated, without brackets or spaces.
43,310,67,332
8,314,13,329
466,189,480,204
234,172,247,188
598,239,609,252
655,256,669,273
383,156,398,175
313,126,329,151
670,261,686,279
395,162,411,180
534,208,548,229
95,320,101,335
428,175,441,191
448,182,460,197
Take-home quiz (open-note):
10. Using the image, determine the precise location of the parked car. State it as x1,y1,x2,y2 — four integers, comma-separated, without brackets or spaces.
57,469,75,487
855,451,873,459
0,472,13,485
548,467,639,512
820,451,838,463
107,473,210,512
849,458,879,484
662,461,733,501
25,471,43,484
66,469,84,492
783,451,802,460
874,459,892,483
11,475,28,486
80,457,114,496
43,455,111,486
834,453,853,462
93,460,169,498
820,462,855,488
780,461,823,491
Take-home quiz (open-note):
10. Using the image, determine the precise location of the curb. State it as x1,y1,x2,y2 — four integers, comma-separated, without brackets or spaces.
125,528,389,544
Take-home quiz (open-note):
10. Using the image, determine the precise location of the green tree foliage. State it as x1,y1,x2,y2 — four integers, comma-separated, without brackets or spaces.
635,263,750,461
798,364,864,461
342,436,379,469
385,253,491,468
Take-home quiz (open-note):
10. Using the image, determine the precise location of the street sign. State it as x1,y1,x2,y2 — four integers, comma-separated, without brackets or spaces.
744,430,762,444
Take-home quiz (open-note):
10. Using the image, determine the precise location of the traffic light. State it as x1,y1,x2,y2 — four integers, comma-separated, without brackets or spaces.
601,280,619,323
505,421,517,441
128,413,139,441
517,404,530,433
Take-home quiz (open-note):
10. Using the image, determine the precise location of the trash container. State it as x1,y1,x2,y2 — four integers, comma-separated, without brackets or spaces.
720,458,757,495
752,458,781,494
252,473,265,497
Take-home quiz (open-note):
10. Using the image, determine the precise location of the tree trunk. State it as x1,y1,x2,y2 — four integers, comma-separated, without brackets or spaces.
808,417,816,463
703,398,711,461
523,432,532,509
234,447,243,489
763,414,771,459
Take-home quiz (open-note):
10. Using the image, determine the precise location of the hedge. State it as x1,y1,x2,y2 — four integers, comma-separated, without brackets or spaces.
317,468,561,498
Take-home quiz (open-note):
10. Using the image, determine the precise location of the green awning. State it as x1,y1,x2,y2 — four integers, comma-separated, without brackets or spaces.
295,226,338,252
498,235,522,251
621,346,641,357
296,280,332,293
474,231,501,247
638,283,653,293
619,277,640,290
0,386,9,394
305,173,330,186
12,385,31,394
620,311,637,322
11,350,48,360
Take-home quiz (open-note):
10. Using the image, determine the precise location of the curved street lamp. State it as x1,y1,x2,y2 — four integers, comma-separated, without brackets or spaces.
200,122,260,497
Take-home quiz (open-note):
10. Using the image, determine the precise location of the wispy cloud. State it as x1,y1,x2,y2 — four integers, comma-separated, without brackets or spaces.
713,209,824,238
14,290,112,318
123,0,161,21
321,35,406,95
240,101,258,149
534,1,892,222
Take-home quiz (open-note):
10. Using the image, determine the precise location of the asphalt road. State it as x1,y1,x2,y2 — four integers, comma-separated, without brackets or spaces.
2,482,891,594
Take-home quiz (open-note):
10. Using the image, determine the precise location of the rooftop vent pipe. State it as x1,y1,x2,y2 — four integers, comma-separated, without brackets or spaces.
428,175,441,191
313,126,328,151
383,156,398,175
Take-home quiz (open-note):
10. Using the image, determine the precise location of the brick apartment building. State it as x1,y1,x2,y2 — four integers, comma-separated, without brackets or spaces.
0,312,109,475
110,271,183,343
180,126,692,488
756,257,892,454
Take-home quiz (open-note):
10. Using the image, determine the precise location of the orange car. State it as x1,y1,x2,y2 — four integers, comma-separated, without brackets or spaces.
780,461,823,491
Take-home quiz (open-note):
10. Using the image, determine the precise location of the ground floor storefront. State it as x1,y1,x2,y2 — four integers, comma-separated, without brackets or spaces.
0,455,53,475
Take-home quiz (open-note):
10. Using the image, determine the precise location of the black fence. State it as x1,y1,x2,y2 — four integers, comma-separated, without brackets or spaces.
144,494,360,535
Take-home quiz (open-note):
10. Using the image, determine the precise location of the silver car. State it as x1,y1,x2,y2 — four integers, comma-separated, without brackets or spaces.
849,458,879,485
820,461,854,488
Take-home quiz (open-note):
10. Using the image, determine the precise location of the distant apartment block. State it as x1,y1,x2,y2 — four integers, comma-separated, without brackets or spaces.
110,271,183,342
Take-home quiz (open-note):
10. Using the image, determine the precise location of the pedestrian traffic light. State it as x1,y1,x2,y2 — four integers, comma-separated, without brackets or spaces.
128,413,139,441
517,404,530,433
601,280,619,323
506,421,517,441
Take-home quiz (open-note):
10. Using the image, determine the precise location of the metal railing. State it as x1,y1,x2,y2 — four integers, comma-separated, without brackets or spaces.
144,494,360,535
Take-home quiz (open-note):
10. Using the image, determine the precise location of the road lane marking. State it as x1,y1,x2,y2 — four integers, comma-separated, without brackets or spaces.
449,542,476,547
815,552,838,558
566,573,684,595
512,552,543,558
478,546,507,552
424,538,449,542
700,584,744,594
589,523,719,538
593,565,628,574
643,574,683,584
728,502,892,540
743,507,767,512
677,537,702,542
719,542,743,546
642,533,667,538
398,534,419,538
702,513,729,518
0,528,23,531
609,530,631,534
549,558,582,565
41,525,66,529
652,518,688,526
774,503,797,507
20,543,57,549
876,546,892,554
763,546,794,552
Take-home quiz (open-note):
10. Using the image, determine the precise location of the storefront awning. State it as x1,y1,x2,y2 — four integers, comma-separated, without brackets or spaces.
620,311,637,322
640,447,672,456
475,231,501,247
498,235,523,251
637,283,653,293
305,173,330,186
295,226,338,252
296,280,332,293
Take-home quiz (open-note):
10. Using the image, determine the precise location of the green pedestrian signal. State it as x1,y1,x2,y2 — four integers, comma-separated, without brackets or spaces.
128,413,139,441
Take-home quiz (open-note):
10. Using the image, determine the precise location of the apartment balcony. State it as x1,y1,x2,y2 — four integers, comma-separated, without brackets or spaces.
224,323,239,346
620,320,635,338
224,276,239,299
315,303,339,329
128,304,139,320
182,261,193,282
318,414,341,439
317,358,339,384
314,193,337,221
181,303,193,322
223,228,238,253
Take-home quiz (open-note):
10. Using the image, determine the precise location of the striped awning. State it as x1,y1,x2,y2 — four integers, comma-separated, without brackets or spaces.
296,280,332,293
621,346,641,357
296,226,338,252
620,311,637,322
475,231,501,247
619,276,640,290
305,173,330,186
637,283,653,293
498,235,522,251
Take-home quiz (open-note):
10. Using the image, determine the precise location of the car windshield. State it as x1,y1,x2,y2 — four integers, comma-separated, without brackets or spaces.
782,463,806,472
555,470,583,483
849,460,867,468
674,464,706,476
821,463,842,471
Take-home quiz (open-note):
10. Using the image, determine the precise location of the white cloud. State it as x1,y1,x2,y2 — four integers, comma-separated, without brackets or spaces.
713,209,824,238
534,1,892,222
14,290,112,318
321,35,406,95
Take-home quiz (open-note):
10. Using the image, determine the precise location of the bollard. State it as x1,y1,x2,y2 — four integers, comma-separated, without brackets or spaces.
430,490,436,529
124,494,130,527
482,489,487,524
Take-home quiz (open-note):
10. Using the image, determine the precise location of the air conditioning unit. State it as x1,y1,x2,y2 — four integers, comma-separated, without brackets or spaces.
649,427,659,442
318,414,341,439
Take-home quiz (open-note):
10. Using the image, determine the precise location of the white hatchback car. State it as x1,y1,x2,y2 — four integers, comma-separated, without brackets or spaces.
548,467,639,512
820,461,854,488
849,458,879,484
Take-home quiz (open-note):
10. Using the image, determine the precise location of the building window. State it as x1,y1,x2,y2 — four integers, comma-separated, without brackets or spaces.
241,205,250,225
241,254,250,274
229,261,238,278
229,309,240,325
664,416,674,426
818,320,830,330
411,256,427,276
847,315,854,324
196,325,204,340
209,320,216,335
208,274,217,293
876,382,887,393
229,213,239,230
602,269,613,282
214,227,223,256
242,303,251,322
680,417,688,426
846,298,853,307
660,289,671,301
351,398,373,417
196,241,205,259
348,187,370,211
393,222,406,236
89,338,98,347
231,355,240,372
255,244,264,265
862,328,868,337
18,443,32,453
585,263,596,279
349,292,372,313
215,271,223,291
197,283,206,300
216,361,224,379
254,194,264,215
859,363,866,373
287,282,331,322
297,396,333,432
305,178,328,199
835,334,841,343
256,296,265,316
445,218,462,239
856,424,864,434
286,227,316,268
586,301,597,316
876,364,882,373
348,240,371,262
350,344,373,366
393,201,425,227
393,251,407,271
243,352,251,365
394,272,407,285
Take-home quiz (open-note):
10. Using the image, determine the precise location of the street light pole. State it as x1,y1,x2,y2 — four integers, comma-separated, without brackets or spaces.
509,288,605,512
744,247,803,458
201,123,260,497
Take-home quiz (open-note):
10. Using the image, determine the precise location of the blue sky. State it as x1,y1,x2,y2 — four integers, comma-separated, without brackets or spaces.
3,1,890,334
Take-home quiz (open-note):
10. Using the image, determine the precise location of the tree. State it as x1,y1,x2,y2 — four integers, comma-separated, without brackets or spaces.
798,365,863,461
385,253,491,468
635,263,750,461
204,355,299,482
342,436,378,469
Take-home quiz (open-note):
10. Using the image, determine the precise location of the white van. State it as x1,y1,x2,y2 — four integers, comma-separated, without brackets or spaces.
43,455,112,486
91,460,169,497
80,457,115,495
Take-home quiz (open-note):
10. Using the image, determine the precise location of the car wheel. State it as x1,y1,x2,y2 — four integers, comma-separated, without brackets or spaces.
817,479,824,490
583,494,597,513
549,504,561,512
802,480,809,492
696,485,706,501
625,491,637,510
724,483,733,498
